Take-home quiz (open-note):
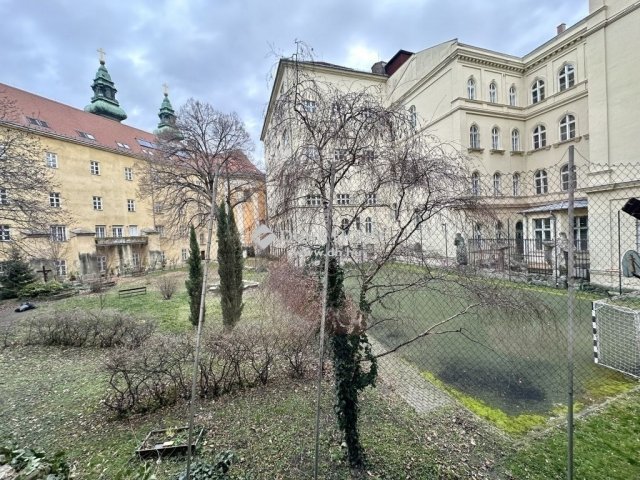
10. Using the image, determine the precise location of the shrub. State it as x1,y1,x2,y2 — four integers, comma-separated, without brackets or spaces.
25,309,155,349
177,451,235,480
0,247,36,299
0,444,69,479
157,275,179,300
18,280,66,299
0,325,16,349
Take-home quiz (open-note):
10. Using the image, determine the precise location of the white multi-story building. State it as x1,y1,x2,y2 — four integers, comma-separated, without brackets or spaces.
262,0,640,288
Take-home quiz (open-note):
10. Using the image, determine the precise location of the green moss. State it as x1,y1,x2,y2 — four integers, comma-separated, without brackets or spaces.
422,371,547,435
583,372,635,400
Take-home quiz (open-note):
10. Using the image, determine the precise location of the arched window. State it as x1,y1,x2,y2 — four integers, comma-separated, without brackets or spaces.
365,217,373,234
495,221,504,240
560,164,577,191
341,218,350,234
559,63,575,91
531,79,545,104
512,173,521,196
560,114,576,141
489,82,497,103
469,124,480,149
511,129,521,151
491,127,500,150
508,85,517,106
493,172,502,196
471,171,481,196
409,105,417,129
533,125,547,149
467,78,476,100
534,169,548,194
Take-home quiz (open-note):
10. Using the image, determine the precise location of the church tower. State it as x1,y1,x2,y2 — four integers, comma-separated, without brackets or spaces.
84,49,127,122
154,85,181,139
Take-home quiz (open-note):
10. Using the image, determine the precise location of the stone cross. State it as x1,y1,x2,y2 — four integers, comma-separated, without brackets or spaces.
97,48,106,63
39,265,52,283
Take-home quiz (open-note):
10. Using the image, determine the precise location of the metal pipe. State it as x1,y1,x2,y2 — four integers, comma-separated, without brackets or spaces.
567,145,576,480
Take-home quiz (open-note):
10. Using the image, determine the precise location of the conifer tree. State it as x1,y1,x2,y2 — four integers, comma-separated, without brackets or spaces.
0,247,36,299
185,225,204,326
217,201,244,330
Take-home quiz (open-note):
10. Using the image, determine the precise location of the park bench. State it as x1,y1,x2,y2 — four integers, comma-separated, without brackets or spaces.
118,286,147,298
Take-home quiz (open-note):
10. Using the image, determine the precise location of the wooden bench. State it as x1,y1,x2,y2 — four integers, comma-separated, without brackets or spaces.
118,286,147,298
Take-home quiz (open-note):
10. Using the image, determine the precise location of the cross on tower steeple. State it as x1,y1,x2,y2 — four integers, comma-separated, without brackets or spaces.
97,48,106,64
162,83,169,96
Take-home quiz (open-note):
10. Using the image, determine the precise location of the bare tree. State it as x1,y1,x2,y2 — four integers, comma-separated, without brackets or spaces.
264,47,540,470
0,92,63,254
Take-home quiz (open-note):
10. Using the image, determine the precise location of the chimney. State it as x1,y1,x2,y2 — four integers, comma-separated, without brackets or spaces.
371,61,387,75
557,23,566,35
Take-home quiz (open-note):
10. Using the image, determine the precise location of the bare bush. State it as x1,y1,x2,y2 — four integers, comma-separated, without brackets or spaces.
0,325,16,349
25,309,155,349
157,275,179,300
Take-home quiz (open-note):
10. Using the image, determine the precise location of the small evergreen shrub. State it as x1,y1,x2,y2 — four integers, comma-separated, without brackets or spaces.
18,280,66,298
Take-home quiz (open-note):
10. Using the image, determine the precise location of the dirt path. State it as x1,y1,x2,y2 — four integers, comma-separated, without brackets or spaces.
369,336,454,414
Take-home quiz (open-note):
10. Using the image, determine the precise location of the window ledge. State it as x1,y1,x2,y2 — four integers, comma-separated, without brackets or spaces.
553,136,582,148
527,146,551,154
467,147,484,153
490,149,505,155
510,150,525,156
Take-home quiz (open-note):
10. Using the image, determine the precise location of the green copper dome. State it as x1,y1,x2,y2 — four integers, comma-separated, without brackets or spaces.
84,60,127,122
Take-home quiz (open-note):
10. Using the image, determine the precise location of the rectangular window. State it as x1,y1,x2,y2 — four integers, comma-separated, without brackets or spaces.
98,256,107,272
182,248,188,262
305,194,321,206
366,193,377,205
533,218,551,250
127,199,136,212
49,192,60,208
574,216,588,251
95,225,106,238
153,203,162,214
0,225,10,241
336,193,350,205
334,149,347,162
0,188,7,205
50,225,66,242
112,225,124,237
302,99,316,113
77,131,95,140
93,196,103,210
129,225,138,236
54,260,67,277
156,225,165,237
90,160,100,175
46,152,58,168
131,252,140,268
124,167,133,181
27,117,49,128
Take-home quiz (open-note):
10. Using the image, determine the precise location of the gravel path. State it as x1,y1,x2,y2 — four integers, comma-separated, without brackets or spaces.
369,336,454,414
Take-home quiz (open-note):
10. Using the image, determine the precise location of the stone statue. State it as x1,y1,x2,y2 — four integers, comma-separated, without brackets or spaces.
454,233,468,265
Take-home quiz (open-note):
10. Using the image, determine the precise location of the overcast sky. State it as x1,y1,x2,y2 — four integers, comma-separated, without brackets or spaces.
0,0,587,167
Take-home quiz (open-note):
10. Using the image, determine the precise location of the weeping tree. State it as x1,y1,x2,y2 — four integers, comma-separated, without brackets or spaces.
185,225,203,326
263,45,542,469
217,201,244,331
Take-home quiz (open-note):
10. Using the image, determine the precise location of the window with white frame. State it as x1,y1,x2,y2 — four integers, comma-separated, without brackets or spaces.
46,152,58,168
534,170,548,195
493,172,502,196
531,79,545,104
129,225,138,236
95,225,106,238
574,216,588,251
182,248,188,262
560,164,577,191
512,173,521,196
467,78,476,100
489,82,497,103
127,199,136,212
469,124,480,149
491,127,500,150
471,171,481,196
132,252,140,268
112,225,124,237
409,105,417,129
511,129,521,151
334,149,347,162
0,225,10,241
155,225,165,237
50,225,66,242
365,217,373,234
160,251,166,265
495,221,504,240
0,188,7,205
302,146,319,161
558,63,575,91
559,114,576,141
366,193,377,205
336,193,350,205
508,85,517,106
302,99,316,113
533,218,552,249
533,125,547,149
54,260,67,277
93,196,102,210
49,192,60,207
341,218,350,234
90,160,100,175
153,203,162,214
124,167,133,181
305,194,321,206
98,255,107,272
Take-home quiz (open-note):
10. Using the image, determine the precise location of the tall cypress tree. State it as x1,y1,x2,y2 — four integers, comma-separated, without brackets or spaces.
217,201,244,331
185,225,204,327
0,247,36,299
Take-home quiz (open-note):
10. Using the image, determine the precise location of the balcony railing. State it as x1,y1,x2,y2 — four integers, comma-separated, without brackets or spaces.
95,236,148,246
